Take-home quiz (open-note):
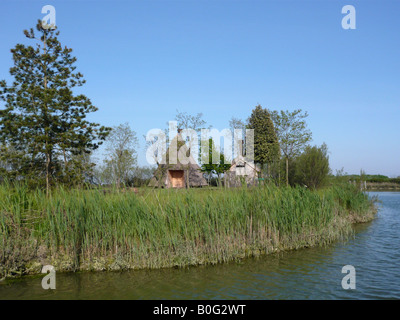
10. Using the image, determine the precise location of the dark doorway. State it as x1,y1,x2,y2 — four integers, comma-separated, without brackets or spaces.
168,170,185,188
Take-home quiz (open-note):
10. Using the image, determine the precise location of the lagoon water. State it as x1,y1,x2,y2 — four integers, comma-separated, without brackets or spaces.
1,191,399,300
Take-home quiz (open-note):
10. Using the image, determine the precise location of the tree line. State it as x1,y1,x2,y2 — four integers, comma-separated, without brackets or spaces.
229,106,330,189
0,21,330,192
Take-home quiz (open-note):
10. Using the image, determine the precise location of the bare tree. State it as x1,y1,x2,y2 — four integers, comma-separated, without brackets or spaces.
229,116,246,158
174,109,209,133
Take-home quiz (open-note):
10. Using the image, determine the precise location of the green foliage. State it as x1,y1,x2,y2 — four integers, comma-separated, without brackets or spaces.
127,166,156,187
276,156,297,186
364,175,390,182
271,109,312,158
330,183,374,217
200,138,231,185
0,21,111,192
101,123,139,187
270,109,312,186
247,105,280,170
0,183,375,278
331,173,400,185
61,152,96,187
294,143,330,189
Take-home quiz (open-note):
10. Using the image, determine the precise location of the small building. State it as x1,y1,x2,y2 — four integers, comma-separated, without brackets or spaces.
148,133,208,188
224,146,260,187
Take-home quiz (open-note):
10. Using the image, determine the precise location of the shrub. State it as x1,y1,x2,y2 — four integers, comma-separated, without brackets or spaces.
294,143,330,189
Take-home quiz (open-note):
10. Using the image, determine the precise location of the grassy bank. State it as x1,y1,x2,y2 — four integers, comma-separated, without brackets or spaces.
0,183,376,280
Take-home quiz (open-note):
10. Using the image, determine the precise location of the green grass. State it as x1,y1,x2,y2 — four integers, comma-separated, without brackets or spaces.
0,182,376,280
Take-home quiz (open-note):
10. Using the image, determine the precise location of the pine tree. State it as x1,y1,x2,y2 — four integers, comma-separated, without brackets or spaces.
0,21,111,194
247,105,279,177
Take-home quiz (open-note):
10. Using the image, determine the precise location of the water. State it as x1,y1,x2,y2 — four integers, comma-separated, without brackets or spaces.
1,191,399,300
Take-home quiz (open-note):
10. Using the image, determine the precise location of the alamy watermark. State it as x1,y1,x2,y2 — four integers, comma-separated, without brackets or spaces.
341,265,356,290
342,5,356,30
41,5,56,30
145,121,254,172
41,265,56,290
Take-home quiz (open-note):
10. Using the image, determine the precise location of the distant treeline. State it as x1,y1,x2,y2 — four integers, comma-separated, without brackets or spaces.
344,174,400,184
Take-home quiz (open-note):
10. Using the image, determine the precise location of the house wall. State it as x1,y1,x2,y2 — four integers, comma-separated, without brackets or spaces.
225,163,259,187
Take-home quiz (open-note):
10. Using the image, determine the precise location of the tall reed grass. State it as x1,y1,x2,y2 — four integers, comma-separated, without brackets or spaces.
0,183,376,279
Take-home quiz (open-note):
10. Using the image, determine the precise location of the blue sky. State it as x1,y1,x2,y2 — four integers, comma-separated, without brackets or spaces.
0,0,399,176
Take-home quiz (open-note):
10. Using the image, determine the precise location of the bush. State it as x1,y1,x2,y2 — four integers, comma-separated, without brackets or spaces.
294,143,330,189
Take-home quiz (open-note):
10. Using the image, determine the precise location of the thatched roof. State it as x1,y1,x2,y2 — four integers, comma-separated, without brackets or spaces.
148,133,208,188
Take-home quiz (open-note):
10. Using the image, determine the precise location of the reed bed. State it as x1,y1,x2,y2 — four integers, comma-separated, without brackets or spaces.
0,183,376,279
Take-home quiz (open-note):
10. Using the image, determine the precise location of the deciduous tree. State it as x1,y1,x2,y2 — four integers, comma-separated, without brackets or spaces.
103,123,139,188
295,143,330,189
271,109,312,186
